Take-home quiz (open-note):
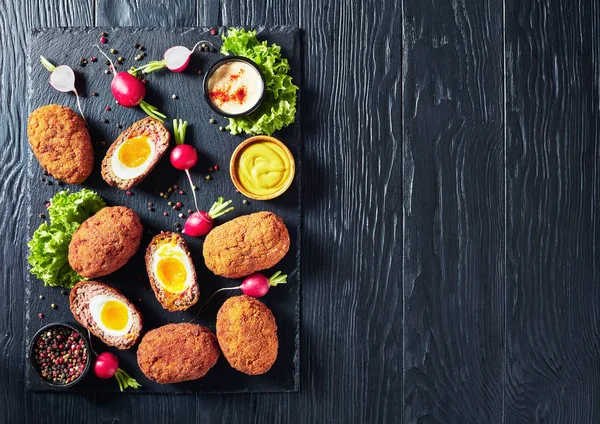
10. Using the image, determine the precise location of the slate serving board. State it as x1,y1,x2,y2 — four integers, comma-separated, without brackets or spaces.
25,26,301,393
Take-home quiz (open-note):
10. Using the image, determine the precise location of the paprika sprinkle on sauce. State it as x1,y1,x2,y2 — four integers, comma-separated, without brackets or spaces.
205,58,264,116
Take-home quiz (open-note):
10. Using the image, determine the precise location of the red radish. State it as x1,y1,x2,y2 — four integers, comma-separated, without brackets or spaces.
94,352,119,379
239,271,288,297
171,144,197,170
182,197,234,237
92,351,141,392
95,46,165,121
40,56,86,124
191,271,287,316
130,41,214,75
170,119,201,211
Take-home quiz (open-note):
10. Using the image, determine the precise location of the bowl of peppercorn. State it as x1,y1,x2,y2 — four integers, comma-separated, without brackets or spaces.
29,322,92,388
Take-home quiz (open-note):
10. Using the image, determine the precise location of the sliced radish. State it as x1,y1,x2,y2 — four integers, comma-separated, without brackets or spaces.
40,56,86,124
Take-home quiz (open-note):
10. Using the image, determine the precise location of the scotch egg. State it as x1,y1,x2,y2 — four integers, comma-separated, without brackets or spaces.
101,117,170,190
70,281,143,350
145,232,199,311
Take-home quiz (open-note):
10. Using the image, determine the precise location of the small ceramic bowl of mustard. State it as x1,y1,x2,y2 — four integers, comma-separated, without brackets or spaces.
230,136,295,201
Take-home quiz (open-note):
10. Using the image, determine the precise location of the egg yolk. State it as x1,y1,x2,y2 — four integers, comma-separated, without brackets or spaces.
100,300,129,331
156,258,187,292
118,136,152,168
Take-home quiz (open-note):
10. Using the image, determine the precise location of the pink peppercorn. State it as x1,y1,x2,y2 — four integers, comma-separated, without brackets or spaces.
100,37,107,44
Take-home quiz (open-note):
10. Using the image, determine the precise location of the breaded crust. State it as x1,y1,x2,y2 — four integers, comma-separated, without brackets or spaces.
145,232,199,311
27,104,94,184
216,295,278,375
137,323,220,384
203,212,290,279
68,206,143,278
70,280,143,350
101,117,170,190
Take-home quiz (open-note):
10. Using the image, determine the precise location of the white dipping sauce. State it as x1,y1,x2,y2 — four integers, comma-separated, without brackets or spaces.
207,60,264,115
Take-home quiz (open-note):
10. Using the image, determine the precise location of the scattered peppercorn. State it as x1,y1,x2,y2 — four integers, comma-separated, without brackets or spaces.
51,303,57,309
179,190,185,195
138,45,145,51
39,295,44,300
149,207,155,212
101,141,106,146
167,188,173,193
45,180,52,185
100,37,107,44
187,209,193,214
163,212,168,216
193,186,198,190
133,43,140,49
141,78,147,84
201,44,207,50
104,69,111,75
61,289,67,295
214,164,219,171
209,118,216,124
100,32,107,37
176,201,183,208
171,94,177,99
174,223,180,228
38,313,44,319
103,119,109,124
168,201,173,206
105,106,111,111
178,213,184,218
219,126,225,131
109,48,117,54
90,56,97,62
210,28,217,35
116,123,122,129
205,175,212,180
148,202,153,207
126,191,133,196
209,167,214,172
91,92,98,96
117,56,124,62
243,200,249,205
196,69,202,76
173,184,179,190
39,213,45,219
39,177,45,182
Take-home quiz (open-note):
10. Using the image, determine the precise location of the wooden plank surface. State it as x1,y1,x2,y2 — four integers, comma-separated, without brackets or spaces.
402,0,505,422
2,0,600,421
505,0,600,421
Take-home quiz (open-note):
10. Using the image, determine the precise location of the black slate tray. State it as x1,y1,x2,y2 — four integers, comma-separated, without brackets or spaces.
25,26,300,393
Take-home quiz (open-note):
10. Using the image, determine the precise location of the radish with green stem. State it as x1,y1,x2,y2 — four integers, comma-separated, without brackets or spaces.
95,46,166,121
40,56,86,124
182,197,234,237
171,119,200,211
130,41,214,75
193,271,287,315
87,331,141,392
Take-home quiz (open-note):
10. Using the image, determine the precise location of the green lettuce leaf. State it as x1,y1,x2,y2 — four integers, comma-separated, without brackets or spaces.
221,28,299,136
28,189,105,288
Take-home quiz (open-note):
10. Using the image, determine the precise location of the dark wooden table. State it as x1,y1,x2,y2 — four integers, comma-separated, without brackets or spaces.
1,0,598,423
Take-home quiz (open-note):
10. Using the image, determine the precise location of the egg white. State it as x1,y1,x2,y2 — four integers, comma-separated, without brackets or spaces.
111,137,157,180
152,243,194,294
88,295,133,337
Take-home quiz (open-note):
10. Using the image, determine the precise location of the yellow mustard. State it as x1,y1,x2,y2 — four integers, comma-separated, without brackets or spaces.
236,140,292,197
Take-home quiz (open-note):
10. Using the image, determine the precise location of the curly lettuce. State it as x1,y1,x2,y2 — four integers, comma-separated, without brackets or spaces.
28,189,105,288
221,28,298,135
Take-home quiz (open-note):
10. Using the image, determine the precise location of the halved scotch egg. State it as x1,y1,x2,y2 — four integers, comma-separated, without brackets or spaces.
70,281,143,350
101,117,170,190
145,232,199,311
